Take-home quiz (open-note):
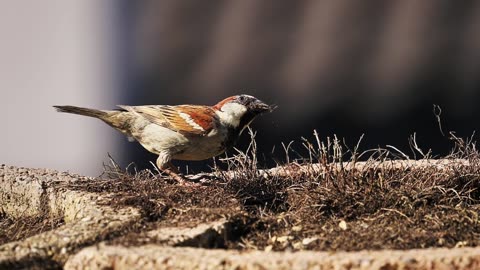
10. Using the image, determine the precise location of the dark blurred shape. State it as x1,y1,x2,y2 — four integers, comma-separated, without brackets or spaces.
118,0,480,171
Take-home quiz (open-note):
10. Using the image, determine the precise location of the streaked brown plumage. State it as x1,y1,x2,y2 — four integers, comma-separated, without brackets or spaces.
54,95,273,184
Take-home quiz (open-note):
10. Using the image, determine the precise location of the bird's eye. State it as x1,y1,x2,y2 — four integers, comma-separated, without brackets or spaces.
239,96,246,102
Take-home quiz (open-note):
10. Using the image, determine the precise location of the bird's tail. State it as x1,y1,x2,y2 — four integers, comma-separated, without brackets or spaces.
53,105,107,119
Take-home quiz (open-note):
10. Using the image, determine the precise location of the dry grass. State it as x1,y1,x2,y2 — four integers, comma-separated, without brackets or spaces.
0,215,64,245
3,128,477,251
65,129,480,251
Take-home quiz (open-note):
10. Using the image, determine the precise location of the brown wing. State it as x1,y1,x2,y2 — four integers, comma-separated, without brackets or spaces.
117,105,216,136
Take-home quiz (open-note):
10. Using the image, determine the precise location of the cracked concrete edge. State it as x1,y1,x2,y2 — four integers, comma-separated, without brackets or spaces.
0,164,130,222
0,165,235,267
196,158,472,180
0,164,81,219
145,219,229,248
1,161,478,268
65,245,480,270
0,165,143,267
0,206,140,267
260,158,473,178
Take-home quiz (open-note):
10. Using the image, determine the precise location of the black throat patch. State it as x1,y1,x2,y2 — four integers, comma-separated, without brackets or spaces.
222,111,258,150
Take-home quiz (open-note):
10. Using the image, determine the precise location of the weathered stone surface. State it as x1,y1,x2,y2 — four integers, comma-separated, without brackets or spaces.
0,165,94,219
65,245,480,270
145,219,229,248
0,165,142,268
0,206,140,265
0,165,230,268
209,158,472,179
1,165,51,219
2,162,480,269
267,158,473,179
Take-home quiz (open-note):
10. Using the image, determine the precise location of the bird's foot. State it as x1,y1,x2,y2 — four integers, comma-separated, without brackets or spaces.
185,173,221,184
161,168,203,187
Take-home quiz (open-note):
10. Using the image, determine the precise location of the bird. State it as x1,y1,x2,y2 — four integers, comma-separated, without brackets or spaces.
54,94,273,184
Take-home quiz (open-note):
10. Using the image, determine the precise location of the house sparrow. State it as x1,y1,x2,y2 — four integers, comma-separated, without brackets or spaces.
54,95,273,184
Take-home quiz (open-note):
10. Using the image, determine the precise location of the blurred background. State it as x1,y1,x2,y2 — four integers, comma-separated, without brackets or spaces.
1,0,478,176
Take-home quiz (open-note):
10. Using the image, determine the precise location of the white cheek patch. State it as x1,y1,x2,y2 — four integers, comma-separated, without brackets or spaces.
178,112,205,131
216,103,248,127
222,103,247,116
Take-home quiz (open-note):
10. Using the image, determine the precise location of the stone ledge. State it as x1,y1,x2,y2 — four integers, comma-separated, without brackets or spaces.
0,165,142,267
0,165,233,268
1,161,479,269
65,245,480,270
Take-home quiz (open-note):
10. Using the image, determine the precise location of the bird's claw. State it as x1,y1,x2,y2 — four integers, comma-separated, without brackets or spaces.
185,173,221,184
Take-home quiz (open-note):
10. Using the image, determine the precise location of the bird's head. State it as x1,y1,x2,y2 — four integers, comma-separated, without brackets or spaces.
213,94,274,132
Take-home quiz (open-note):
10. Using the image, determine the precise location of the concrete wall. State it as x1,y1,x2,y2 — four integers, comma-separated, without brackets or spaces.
0,1,120,176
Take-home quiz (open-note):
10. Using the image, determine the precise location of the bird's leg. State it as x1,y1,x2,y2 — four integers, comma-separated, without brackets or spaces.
165,161,180,174
162,162,187,183
156,155,199,186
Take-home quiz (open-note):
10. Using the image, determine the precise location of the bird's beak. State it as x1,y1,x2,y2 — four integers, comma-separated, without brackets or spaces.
253,100,276,113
